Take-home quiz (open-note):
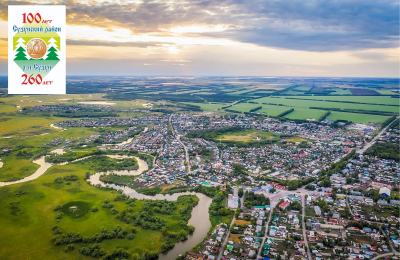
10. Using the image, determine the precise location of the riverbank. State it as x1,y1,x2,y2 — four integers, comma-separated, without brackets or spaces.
0,154,210,260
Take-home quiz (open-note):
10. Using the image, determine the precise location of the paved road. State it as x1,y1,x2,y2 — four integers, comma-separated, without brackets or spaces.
218,196,243,260
370,252,400,260
256,203,273,259
302,195,312,260
357,117,398,154
169,114,190,172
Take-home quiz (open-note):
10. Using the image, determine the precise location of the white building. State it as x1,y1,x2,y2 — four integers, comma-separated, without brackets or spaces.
379,187,391,197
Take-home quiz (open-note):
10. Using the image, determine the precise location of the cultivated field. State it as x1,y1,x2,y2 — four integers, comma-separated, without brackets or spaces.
182,102,229,111
325,112,390,124
251,96,399,113
283,108,326,120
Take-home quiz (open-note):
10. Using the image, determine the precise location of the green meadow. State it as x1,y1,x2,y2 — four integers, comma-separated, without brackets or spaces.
283,108,326,120
229,103,262,112
283,95,399,105
182,102,230,111
325,111,391,124
257,105,298,116
0,161,197,260
0,156,40,182
216,129,279,143
250,96,399,113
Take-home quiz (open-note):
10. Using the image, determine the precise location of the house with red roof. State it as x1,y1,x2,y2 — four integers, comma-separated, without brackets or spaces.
279,201,290,210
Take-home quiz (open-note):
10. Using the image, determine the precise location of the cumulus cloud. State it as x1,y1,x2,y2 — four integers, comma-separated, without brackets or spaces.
1,0,398,51
66,39,169,47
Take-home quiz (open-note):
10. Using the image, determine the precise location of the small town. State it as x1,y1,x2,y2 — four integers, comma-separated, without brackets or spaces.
48,112,400,260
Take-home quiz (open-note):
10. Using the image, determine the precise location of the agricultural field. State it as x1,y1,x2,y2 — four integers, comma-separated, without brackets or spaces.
257,105,292,116
229,103,265,112
182,102,229,111
283,108,326,120
328,88,352,95
350,89,380,95
227,89,255,95
283,95,399,106
169,90,201,94
250,96,399,113
325,112,390,124
377,90,400,95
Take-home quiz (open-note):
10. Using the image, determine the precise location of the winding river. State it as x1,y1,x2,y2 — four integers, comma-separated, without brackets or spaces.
89,164,212,260
0,153,212,260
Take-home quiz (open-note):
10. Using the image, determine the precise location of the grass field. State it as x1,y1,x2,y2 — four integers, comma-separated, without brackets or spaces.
283,95,400,106
0,123,128,181
328,89,352,95
251,96,399,113
182,102,229,111
257,105,290,116
228,234,241,243
377,90,400,95
0,156,40,182
0,105,18,113
325,112,390,124
229,103,264,112
170,90,201,94
227,89,254,95
0,94,107,108
234,219,251,226
284,108,326,120
0,161,197,259
217,129,279,143
0,115,60,137
282,137,304,143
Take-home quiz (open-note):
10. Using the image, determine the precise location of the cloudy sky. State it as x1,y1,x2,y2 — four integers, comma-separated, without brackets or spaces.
0,0,399,77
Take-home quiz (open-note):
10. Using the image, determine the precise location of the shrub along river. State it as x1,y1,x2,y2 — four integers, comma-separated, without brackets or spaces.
0,152,212,260
89,161,212,260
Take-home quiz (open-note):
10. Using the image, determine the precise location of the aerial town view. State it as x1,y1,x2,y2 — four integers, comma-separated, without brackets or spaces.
0,1,399,260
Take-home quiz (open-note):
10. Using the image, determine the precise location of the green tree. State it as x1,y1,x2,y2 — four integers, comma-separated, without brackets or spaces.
288,180,298,190
238,188,244,198
46,46,59,60
14,46,28,60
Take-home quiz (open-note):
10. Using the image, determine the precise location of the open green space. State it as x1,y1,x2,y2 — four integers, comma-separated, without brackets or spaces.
250,96,399,114
0,160,198,260
226,89,254,95
283,108,326,120
0,115,60,137
326,112,390,124
257,105,292,116
328,88,352,95
182,102,230,111
229,103,264,112
0,156,40,182
0,105,18,113
347,234,374,245
283,95,400,106
217,129,279,143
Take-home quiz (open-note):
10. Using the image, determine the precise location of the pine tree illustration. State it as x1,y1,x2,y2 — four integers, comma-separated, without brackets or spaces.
43,38,58,60
14,46,28,60
15,38,26,50
45,46,59,60
47,38,58,50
